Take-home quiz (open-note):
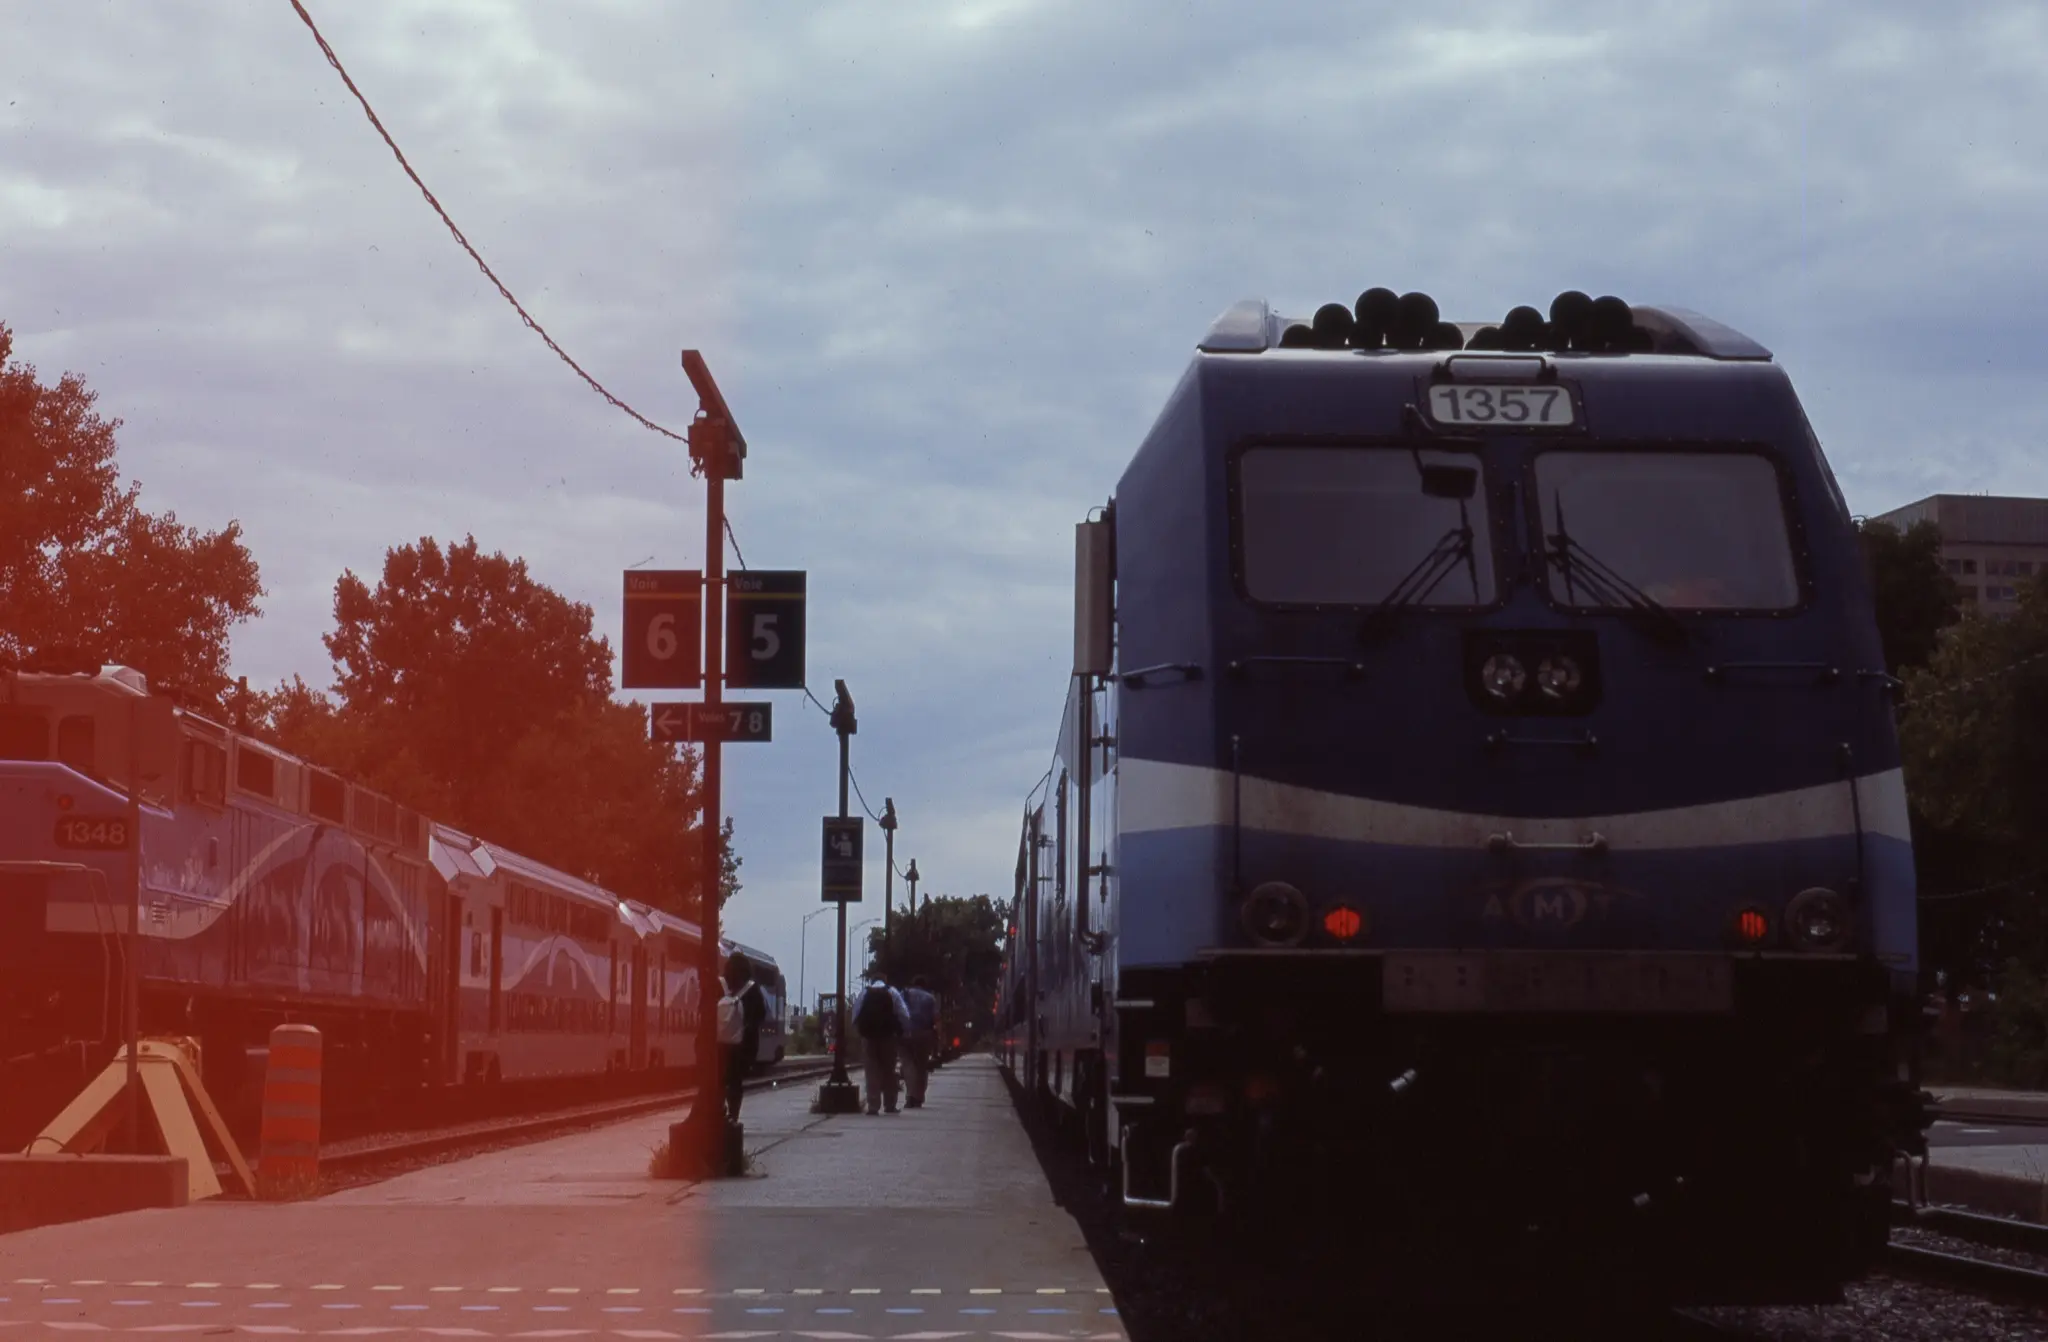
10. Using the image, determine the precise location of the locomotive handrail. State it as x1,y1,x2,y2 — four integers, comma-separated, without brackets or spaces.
1120,1123,1192,1210
1486,831,1610,855
1225,655,1366,680
1432,352,1557,383
1119,662,1204,689
1704,661,1840,686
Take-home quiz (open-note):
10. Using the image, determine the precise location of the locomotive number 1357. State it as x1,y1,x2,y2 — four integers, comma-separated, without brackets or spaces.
54,816,130,850
1426,383,1577,428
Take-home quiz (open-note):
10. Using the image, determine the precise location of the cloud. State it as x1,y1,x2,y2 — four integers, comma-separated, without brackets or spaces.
4,0,2047,982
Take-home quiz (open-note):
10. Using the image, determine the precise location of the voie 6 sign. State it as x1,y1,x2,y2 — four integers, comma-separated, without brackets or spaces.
621,570,703,690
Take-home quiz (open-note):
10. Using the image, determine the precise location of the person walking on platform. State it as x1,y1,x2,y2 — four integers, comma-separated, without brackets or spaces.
719,951,767,1124
901,975,940,1109
850,971,909,1114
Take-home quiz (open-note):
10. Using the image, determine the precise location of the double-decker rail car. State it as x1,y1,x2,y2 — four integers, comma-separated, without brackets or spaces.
720,937,788,1067
639,905,707,1074
1,664,776,1142
1003,291,1932,1305
429,825,669,1083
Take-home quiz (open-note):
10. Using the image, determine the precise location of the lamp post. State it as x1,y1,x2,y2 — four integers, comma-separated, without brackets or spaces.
850,916,881,977
905,858,921,919
880,798,898,972
798,906,833,1032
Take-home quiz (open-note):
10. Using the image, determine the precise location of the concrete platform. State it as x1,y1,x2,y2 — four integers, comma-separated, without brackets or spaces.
1933,1083,2048,1124
0,1155,188,1235
1887,1086,2048,1220
0,1057,1125,1339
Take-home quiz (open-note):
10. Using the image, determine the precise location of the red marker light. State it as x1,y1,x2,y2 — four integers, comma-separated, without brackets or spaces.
1735,907,1770,944
1322,905,1364,940
57,794,75,811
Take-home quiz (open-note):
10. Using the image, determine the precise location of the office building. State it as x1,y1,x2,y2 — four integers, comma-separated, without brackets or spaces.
1870,494,2048,614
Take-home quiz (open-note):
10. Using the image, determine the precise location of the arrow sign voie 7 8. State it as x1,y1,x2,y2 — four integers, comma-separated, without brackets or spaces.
621,570,703,690
649,702,773,744
821,816,863,903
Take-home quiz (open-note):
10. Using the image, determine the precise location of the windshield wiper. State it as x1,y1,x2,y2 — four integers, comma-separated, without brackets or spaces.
1355,437,1487,644
1544,490,1687,646
1358,517,1480,644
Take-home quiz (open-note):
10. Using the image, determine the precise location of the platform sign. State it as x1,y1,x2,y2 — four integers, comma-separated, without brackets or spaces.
821,816,863,902
650,701,773,744
621,570,703,690
725,570,807,690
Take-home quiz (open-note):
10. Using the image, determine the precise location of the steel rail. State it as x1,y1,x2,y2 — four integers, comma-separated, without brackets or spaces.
1882,1242,2048,1301
1894,1199,2048,1254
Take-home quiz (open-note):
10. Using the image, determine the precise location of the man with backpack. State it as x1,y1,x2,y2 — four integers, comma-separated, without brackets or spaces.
848,970,910,1115
718,951,767,1124
900,975,941,1109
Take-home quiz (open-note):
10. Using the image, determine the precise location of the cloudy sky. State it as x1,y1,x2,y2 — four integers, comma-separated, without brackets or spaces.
6,1,2047,989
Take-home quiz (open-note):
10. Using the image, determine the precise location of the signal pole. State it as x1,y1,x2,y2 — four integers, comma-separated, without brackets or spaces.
815,682,862,1112
679,350,744,1173
880,798,897,971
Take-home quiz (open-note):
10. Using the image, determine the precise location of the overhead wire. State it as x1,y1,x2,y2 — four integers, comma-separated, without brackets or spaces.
798,684,888,824
286,0,760,567
286,0,686,445
296,1,962,901
1904,645,2048,706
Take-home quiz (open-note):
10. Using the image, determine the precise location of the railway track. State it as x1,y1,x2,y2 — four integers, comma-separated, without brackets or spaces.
1886,1199,2048,1304
1883,1241,2048,1302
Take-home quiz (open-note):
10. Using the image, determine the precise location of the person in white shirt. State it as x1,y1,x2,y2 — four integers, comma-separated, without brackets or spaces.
848,971,911,1114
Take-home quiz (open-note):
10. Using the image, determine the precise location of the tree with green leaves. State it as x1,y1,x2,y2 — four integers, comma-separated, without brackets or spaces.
0,320,262,706
1900,571,2048,1080
1857,517,1960,676
258,535,738,916
866,894,1009,1040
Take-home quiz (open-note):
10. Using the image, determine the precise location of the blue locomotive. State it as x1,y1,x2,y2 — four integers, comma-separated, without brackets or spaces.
1001,291,1930,1304
0,664,777,1146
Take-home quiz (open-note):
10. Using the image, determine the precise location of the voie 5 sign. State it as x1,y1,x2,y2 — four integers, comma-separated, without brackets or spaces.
725,570,807,690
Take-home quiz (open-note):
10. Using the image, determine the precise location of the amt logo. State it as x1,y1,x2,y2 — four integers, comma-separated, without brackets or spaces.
1480,878,1634,930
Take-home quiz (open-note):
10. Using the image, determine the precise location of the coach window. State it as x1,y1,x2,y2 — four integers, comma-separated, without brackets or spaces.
308,771,346,824
1236,444,1496,606
1530,449,1800,611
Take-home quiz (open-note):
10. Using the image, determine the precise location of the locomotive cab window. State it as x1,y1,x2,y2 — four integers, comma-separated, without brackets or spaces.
55,714,97,773
235,744,276,799
1236,444,1496,606
183,737,227,805
1530,448,1801,612
0,706,50,761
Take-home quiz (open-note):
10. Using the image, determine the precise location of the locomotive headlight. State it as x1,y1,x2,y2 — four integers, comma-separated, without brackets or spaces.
1479,653,1527,701
1242,881,1310,947
1535,655,1583,701
1785,887,1853,952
